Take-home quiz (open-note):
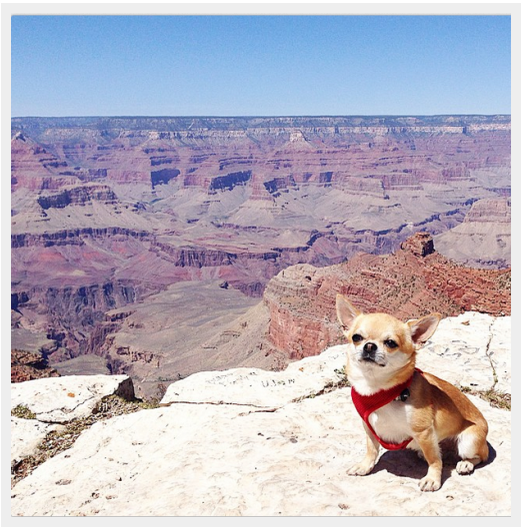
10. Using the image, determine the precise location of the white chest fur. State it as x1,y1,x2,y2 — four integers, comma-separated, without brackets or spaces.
368,400,413,444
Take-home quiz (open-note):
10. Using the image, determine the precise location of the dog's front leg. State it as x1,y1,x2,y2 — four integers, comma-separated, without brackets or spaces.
347,422,380,476
414,426,443,491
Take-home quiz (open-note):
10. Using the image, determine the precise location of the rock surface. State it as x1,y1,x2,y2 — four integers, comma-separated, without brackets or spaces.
160,346,346,408
11,312,511,517
11,374,134,424
263,233,510,362
420,312,511,394
11,418,61,465
434,198,511,268
11,348,60,383
11,375,136,483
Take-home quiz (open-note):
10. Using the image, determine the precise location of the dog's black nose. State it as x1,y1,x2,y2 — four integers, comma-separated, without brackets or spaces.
363,342,378,354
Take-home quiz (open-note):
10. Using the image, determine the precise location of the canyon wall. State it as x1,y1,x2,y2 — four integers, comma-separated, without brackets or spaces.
262,232,510,361
11,115,511,373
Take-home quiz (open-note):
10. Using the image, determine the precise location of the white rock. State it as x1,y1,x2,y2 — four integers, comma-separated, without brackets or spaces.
160,345,347,407
10,313,512,517
415,312,510,392
487,315,511,394
11,375,134,424
10,389,511,517
11,417,61,464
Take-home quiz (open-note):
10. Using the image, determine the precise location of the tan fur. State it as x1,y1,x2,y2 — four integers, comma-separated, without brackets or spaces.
336,294,489,492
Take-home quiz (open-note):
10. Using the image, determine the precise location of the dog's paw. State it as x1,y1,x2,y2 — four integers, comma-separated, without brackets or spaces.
456,460,475,475
419,475,441,492
346,461,374,476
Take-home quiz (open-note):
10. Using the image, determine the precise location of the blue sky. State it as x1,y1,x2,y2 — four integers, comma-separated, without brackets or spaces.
11,15,511,117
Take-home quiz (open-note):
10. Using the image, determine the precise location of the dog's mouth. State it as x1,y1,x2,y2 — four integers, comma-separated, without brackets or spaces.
359,353,386,367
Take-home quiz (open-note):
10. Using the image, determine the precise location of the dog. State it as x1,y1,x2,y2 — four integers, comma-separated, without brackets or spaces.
336,294,489,492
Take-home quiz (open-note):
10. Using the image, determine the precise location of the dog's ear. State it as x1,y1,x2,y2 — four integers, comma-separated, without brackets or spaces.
336,294,361,332
408,313,441,345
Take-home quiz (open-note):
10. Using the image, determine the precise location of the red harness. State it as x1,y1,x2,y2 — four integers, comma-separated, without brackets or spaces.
351,368,423,451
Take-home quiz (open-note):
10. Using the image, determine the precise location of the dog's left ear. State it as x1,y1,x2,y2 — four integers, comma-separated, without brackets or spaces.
408,313,441,345
336,294,361,333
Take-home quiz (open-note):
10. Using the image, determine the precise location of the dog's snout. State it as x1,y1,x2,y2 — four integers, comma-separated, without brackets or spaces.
358,341,385,366
363,342,378,354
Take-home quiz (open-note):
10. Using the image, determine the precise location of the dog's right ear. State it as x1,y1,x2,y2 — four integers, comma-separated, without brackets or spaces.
336,294,361,333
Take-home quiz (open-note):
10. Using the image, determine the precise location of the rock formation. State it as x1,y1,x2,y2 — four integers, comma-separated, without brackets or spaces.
11,115,511,379
10,312,511,517
263,233,510,361
31,232,508,399
11,349,60,383
434,198,511,268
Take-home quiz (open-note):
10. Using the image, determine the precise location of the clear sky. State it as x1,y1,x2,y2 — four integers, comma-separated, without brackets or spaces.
11,15,511,117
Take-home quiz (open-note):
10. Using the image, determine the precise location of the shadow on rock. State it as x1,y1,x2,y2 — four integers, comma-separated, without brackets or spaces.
370,442,497,488
372,449,428,481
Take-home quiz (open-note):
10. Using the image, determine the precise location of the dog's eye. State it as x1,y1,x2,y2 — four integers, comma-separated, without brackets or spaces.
384,339,398,349
352,334,363,343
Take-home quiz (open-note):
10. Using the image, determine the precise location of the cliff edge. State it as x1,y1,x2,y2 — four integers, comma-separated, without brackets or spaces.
10,311,511,517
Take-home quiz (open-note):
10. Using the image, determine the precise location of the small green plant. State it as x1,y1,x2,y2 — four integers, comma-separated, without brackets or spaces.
293,368,350,403
460,386,511,411
11,394,160,487
11,405,36,420
334,366,350,386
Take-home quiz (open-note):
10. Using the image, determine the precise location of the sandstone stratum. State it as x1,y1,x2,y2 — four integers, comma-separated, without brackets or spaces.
10,311,511,517
12,231,511,399
263,232,510,363
11,115,511,395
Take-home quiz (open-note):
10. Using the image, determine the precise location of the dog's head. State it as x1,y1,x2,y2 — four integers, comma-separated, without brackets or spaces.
336,294,440,391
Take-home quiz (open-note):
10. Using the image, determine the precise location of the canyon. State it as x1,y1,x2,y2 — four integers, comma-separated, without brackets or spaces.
11,116,511,396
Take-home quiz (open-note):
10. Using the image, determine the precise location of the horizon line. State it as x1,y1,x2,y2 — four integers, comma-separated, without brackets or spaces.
11,113,512,120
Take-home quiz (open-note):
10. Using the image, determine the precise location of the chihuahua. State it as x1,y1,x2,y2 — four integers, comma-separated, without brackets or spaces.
336,294,489,492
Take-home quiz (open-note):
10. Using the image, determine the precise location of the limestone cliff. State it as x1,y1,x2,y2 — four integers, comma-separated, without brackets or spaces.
10,311,511,517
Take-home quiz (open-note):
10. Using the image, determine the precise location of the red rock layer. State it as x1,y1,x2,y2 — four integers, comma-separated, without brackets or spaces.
11,349,60,383
263,233,510,360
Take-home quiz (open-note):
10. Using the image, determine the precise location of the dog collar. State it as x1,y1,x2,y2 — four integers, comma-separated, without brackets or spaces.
351,368,423,451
